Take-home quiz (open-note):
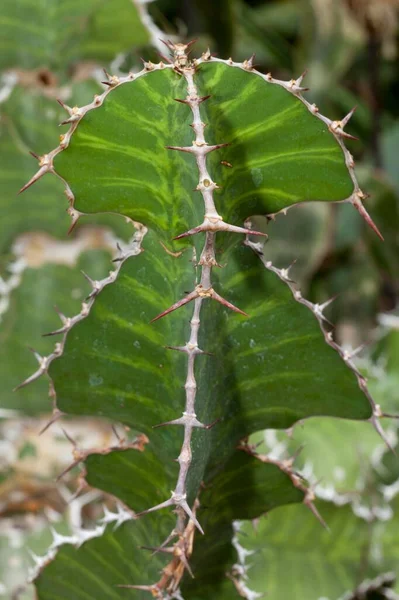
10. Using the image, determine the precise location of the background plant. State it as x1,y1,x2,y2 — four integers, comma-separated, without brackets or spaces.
0,1,398,599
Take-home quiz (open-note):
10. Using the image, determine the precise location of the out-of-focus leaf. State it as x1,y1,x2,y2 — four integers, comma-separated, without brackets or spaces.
0,0,150,72
1,245,113,414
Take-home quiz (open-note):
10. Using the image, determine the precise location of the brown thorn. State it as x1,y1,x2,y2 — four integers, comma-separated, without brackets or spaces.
150,529,179,557
165,145,194,154
18,166,48,194
29,150,40,160
61,427,77,447
39,409,64,435
371,416,396,455
340,131,359,141
305,499,330,532
135,497,174,518
352,197,384,241
174,97,190,105
67,214,79,235
173,225,204,240
42,326,68,337
180,500,204,535
56,459,80,482
185,38,199,50
198,94,211,104
211,290,248,316
56,98,71,112
204,417,221,430
13,368,42,391
150,290,198,323
117,584,160,593
178,550,194,578
156,51,172,64
381,412,399,420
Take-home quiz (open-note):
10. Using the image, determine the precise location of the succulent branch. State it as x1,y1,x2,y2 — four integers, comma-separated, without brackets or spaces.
14,38,395,599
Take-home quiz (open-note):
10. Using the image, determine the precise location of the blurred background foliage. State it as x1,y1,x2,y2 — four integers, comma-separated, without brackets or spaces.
0,0,398,598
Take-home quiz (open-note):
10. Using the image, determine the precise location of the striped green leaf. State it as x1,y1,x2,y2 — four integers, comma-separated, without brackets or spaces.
0,0,150,72
53,61,353,239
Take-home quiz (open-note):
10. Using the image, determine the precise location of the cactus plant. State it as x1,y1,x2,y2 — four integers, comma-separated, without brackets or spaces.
16,40,394,599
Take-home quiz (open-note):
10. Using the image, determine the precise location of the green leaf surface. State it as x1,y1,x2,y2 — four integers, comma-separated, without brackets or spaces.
0,0,150,72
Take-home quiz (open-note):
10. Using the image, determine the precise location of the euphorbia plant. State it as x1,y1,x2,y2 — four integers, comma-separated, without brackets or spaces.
18,41,390,599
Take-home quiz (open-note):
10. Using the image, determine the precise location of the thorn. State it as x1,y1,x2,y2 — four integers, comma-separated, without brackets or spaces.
56,98,73,114
156,51,172,64
29,150,40,160
176,548,194,578
371,415,397,455
175,95,211,105
296,69,308,87
185,38,198,51
151,529,179,556
204,417,221,430
28,346,43,364
173,221,267,240
135,497,174,518
243,53,256,69
179,499,204,534
42,325,68,337
329,117,359,140
39,409,64,435
150,290,198,323
81,270,96,288
56,459,80,481
165,345,189,353
153,417,185,428
211,290,248,316
166,142,229,155
13,368,43,391
305,497,330,531
352,193,384,241
313,294,339,325
341,105,357,128
18,165,49,194
381,411,399,420
61,427,77,448
67,208,80,235
54,305,68,324
117,584,160,593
